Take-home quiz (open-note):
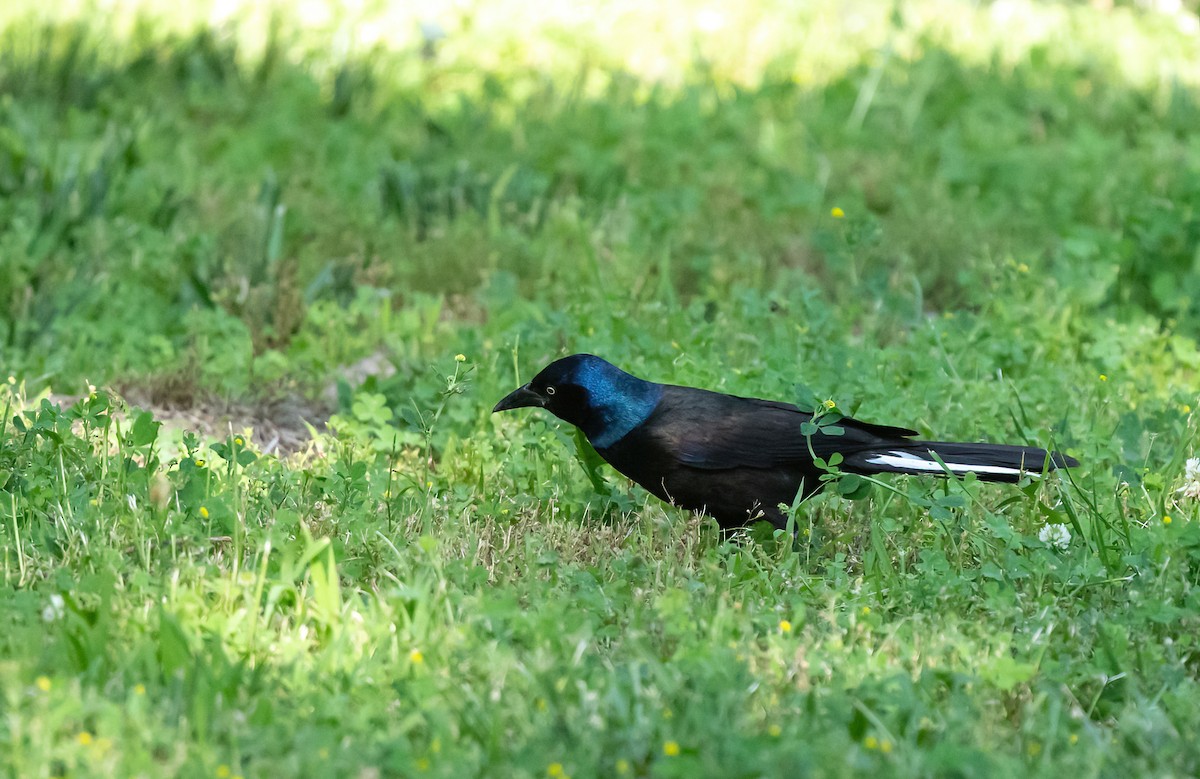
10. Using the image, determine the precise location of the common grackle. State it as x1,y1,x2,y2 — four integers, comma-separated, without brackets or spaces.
493,354,1077,531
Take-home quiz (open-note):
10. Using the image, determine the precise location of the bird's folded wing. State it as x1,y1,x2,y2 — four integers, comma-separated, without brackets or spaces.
662,395,918,471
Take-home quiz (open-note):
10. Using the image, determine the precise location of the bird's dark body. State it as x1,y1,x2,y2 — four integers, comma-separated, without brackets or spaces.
493,355,1077,531
595,388,829,528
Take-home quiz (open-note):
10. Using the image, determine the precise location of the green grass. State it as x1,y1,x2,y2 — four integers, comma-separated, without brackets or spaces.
3,0,1200,775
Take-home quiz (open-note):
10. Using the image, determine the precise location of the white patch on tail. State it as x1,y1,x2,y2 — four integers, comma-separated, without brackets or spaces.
865,450,1025,477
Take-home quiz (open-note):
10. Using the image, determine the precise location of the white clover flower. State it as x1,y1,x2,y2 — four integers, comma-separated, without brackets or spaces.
1038,523,1071,551
1177,458,1200,500
42,594,65,623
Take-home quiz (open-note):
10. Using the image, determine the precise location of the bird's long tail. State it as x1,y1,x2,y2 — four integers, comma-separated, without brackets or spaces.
847,441,1077,483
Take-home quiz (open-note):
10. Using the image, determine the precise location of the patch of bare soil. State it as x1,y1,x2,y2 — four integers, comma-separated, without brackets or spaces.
43,387,329,457
39,351,396,458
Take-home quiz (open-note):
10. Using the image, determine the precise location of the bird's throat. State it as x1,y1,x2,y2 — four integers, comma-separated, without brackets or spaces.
583,380,662,449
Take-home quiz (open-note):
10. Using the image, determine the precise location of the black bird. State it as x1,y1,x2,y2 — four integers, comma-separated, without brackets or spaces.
493,354,1078,531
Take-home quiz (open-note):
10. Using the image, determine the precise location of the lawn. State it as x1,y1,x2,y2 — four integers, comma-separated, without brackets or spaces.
2,0,1200,776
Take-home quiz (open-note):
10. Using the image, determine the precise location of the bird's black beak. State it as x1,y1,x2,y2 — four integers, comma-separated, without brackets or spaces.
493,384,545,413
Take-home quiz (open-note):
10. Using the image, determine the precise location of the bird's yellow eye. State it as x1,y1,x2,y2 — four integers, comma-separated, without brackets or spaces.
545,386,556,396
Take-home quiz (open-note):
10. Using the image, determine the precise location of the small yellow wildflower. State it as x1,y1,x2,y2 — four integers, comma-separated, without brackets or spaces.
134,684,146,695
216,765,231,778
547,763,566,778
416,758,431,771
455,354,466,362
768,724,782,737
1099,375,1107,382
410,649,424,664
831,207,845,218
823,399,836,410
880,739,893,754
663,740,681,757
860,606,871,616
234,436,244,446
1069,734,1079,745
35,676,51,692
1163,515,1172,525
779,619,792,633
1016,263,1030,273
196,459,206,467
200,506,209,519
864,736,878,750
615,759,630,774
1182,404,1192,414
77,732,93,746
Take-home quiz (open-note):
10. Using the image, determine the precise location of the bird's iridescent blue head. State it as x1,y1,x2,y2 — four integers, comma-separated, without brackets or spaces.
492,354,663,448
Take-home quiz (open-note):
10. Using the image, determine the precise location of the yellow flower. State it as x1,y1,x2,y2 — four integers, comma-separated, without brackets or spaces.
547,763,566,778
200,506,209,519
234,436,244,446
880,739,893,754
1182,404,1192,414
410,649,424,664
1027,741,1041,757
536,698,548,712
35,676,51,692
1163,515,1172,525
134,684,146,695
663,740,681,757
864,736,878,750
455,354,466,362
416,758,431,771
768,724,782,737
831,207,845,218
1016,263,1030,273
196,459,206,467
1069,734,1079,745
779,619,792,633
216,766,230,779
616,759,630,774
860,606,871,616
1099,375,1107,382
77,732,93,746
823,399,836,410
